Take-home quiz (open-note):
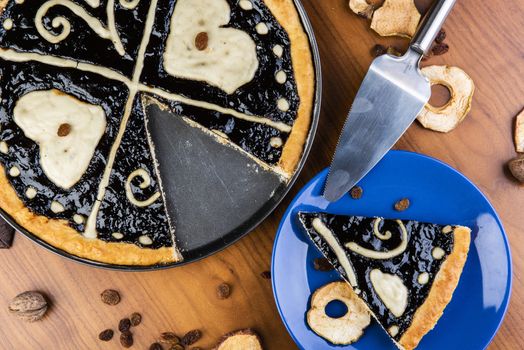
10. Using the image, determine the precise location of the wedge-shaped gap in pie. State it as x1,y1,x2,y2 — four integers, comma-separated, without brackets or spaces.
143,97,286,255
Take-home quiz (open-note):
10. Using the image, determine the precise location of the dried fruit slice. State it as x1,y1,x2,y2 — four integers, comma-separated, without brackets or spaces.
349,0,375,19
307,281,370,345
514,108,524,153
370,0,420,38
417,65,475,133
214,329,263,350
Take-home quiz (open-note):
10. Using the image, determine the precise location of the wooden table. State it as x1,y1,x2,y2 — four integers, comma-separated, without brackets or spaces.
0,0,522,349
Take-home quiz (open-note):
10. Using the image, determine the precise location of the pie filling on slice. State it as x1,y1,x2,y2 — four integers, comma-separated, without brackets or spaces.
298,212,471,350
0,0,314,265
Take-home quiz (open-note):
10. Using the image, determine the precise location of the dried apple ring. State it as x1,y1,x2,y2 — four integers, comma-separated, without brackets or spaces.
307,281,370,345
349,0,375,19
514,108,524,153
417,65,475,133
370,0,420,38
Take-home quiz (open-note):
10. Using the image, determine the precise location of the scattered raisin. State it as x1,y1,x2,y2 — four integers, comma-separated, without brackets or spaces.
195,32,209,51
349,186,363,199
432,43,449,56
386,46,402,57
57,123,71,137
181,329,202,346
120,331,134,348
160,332,180,344
370,44,387,57
260,271,271,279
394,198,411,211
435,29,446,44
217,283,231,300
130,312,142,326
98,329,114,342
313,257,334,272
150,343,164,350
169,345,184,350
101,289,120,305
119,318,131,332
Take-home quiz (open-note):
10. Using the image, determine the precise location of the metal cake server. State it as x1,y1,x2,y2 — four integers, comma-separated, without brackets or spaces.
323,0,456,202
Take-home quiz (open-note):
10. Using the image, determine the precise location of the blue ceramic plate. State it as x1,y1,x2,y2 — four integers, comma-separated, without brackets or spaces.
272,150,512,350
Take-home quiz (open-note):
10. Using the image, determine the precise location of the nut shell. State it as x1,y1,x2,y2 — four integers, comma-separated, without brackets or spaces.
417,65,475,133
508,156,524,183
8,291,48,322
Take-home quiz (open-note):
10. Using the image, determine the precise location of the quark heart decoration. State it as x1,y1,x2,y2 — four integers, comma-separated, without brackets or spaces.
163,0,259,94
14,89,106,189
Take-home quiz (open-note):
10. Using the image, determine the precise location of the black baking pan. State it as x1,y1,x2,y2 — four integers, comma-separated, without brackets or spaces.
0,0,322,271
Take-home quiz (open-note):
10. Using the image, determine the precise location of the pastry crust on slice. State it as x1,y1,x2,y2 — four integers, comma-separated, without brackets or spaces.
265,0,315,176
0,166,180,265
398,226,471,350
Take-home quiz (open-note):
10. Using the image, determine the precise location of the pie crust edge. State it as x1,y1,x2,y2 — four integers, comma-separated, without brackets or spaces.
0,0,314,265
398,226,471,350
267,0,315,175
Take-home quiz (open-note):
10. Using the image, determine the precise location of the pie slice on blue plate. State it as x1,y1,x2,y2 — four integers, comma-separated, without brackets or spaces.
298,212,471,350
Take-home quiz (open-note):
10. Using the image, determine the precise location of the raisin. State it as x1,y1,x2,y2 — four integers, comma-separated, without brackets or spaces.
181,329,202,346
130,312,142,326
386,46,402,57
435,29,446,44
349,186,363,199
260,271,271,279
120,331,133,348
313,257,334,271
432,43,449,56
150,343,164,350
370,44,387,57
160,332,180,344
169,345,184,350
100,289,120,305
98,329,114,342
394,198,410,211
119,318,131,333
217,283,231,300
57,123,71,137
195,32,209,51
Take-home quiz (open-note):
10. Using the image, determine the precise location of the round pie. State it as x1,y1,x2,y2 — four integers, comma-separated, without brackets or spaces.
0,0,315,265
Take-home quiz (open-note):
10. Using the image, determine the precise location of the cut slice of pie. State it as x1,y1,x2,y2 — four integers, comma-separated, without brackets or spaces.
298,212,471,350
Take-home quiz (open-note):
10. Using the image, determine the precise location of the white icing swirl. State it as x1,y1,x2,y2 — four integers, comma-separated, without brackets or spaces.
125,169,161,207
345,219,408,259
34,0,140,56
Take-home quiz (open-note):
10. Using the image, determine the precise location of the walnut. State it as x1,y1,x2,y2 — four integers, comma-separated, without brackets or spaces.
508,156,524,183
8,291,48,322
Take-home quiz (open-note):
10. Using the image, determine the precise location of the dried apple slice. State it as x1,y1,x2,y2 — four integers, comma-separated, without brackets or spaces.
370,0,420,38
514,108,524,153
214,329,263,350
307,281,370,345
417,65,475,133
349,0,375,19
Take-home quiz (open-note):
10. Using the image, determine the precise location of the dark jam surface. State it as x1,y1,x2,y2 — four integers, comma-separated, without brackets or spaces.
0,0,151,77
141,0,300,125
0,59,128,227
96,94,172,248
147,96,287,165
298,212,455,340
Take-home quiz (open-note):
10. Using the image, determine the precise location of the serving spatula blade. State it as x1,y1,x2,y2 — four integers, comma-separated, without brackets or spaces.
323,50,431,202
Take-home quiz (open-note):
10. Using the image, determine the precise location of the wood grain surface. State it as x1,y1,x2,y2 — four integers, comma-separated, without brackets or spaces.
0,0,523,349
